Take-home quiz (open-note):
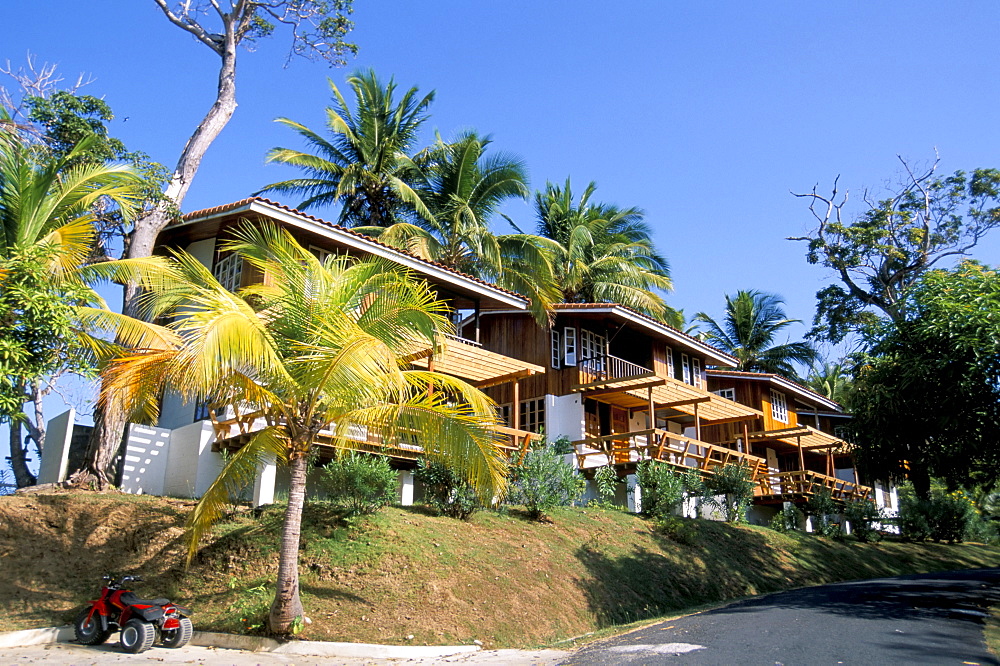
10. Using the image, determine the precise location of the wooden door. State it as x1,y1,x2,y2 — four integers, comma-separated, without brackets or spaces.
611,406,630,464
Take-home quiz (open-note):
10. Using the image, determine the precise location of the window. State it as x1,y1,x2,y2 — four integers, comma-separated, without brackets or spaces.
770,390,788,423
213,252,242,292
309,245,334,265
580,329,606,370
519,398,546,434
712,388,736,401
550,330,561,369
681,353,691,385
691,357,702,388
193,399,212,422
563,327,577,366
499,403,512,427
665,346,675,378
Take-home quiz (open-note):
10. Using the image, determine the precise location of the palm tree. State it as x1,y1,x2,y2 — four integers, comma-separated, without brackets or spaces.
355,131,559,322
256,69,434,227
0,126,157,486
532,178,676,324
694,290,817,378
100,222,507,633
806,361,852,404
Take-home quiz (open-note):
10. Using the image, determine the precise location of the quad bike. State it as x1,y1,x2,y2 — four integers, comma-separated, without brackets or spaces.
74,574,193,654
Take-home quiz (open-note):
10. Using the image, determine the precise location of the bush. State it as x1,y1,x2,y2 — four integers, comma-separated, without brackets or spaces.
843,499,884,543
657,516,699,545
588,465,620,509
898,485,976,543
769,503,804,532
636,460,701,519
318,453,398,515
414,459,481,520
804,488,841,537
703,462,755,523
508,447,585,521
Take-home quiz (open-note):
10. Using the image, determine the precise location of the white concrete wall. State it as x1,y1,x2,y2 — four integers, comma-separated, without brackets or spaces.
187,238,216,267
37,409,75,484
545,393,584,442
162,421,219,498
120,424,172,495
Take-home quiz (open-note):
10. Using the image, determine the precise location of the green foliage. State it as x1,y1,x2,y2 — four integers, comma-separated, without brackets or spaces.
318,453,397,515
550,435,574,456
805,361,852,405
769,503,804,532
225,581,271,635
703,462,756,523
507,447,585,521
897,483,977,543
636,460,701,519
694,290,816,379
849,262,1000,491
414,459,481,520
842,499,884,543
589,465,620,509
803,488,841,537
796,162,1000,343
656,516,699,545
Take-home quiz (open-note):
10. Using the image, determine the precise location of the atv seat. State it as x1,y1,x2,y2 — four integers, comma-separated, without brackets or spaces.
120,592,170,607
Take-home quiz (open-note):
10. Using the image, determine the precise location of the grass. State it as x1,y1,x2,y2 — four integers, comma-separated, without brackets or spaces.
1,492,999,648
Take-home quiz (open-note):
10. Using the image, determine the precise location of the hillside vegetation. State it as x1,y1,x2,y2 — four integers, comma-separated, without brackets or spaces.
1,492,998,648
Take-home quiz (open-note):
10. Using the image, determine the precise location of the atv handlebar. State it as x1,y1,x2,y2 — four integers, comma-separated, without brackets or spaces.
103,574,144,588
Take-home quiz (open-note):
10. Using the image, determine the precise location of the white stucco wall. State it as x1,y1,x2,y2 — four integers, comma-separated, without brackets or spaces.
120,423,172,495
162,420,219,498
545,393,585,442
37,409,75,484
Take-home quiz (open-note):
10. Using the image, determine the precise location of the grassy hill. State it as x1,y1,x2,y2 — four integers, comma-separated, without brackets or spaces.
1,491,997,648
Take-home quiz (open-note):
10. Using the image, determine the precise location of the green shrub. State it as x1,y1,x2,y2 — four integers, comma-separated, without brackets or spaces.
843,499,884,543
897,483,978,543
804,487,841,537
508,447,585,521
769,503,804,532
636,460,701,519
414,459,480,520
550,435,574,456
588,465,620,509
703,462,755,523
318,453,398,515
657,516,699,545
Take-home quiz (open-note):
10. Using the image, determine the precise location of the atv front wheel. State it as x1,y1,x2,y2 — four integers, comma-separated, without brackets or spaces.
161,617,193,648
120,618,156,654
74,608,111,646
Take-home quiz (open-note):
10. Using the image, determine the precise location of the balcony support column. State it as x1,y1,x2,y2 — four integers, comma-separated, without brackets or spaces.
512,379,520,431
797,435,805,472
693,402,701,441
474,299,481,344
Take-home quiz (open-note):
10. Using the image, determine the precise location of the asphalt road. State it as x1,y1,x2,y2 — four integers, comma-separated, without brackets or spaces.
564,568,1000,666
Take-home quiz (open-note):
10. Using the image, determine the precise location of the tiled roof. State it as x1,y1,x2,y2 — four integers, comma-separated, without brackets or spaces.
177,197,527,302
706,368,843,410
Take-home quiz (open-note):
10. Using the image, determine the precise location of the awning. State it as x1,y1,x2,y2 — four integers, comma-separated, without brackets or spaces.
407,335,545,387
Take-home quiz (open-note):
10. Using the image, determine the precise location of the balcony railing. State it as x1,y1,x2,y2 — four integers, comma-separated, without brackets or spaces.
757,470,872,502
208,406,534,463
578,354,654,385
572,428,768,477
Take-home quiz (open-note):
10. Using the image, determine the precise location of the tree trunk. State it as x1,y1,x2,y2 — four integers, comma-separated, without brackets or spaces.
79,29,240,484
269,453,308,634
8,422,35,488
23,380,46,459
909,463,932,501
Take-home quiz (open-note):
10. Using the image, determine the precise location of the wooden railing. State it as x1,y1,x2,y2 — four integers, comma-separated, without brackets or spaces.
572,428,767,477
578,354,653,384
208,406,535,463
757,470,872,502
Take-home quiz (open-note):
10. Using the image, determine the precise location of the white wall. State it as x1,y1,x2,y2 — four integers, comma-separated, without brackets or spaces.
120,424,172,495
163,421,220,498
37,409,75,484
545,393,585,442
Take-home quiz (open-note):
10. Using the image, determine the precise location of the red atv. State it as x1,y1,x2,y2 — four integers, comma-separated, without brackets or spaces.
74,574,193,654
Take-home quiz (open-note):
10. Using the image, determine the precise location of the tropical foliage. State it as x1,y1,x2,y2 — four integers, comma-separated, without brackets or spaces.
98,222,507,633
806,361,852,405
695,290,816,378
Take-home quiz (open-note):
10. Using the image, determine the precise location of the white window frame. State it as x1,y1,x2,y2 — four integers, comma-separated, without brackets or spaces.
665,346,675,379
519,397,546,434
213,252,242,292
550,330,561,369
563,326,577,366
681,353,692,385
771,389,788,423
309,245,334,265
580,329,606,372
712,388,736,401
691,357,702,388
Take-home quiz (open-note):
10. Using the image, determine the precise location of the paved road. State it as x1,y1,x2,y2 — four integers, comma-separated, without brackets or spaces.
565,568,1000,666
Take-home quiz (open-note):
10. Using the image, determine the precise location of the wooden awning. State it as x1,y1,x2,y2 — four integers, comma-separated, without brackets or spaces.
408,336,544,386
749,424,852,453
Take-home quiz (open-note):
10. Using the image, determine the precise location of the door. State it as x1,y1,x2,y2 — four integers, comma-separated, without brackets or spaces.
611,406,630,464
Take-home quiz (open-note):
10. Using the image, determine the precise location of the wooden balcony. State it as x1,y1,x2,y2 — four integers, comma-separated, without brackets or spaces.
572,428,768,478
755,470,872,503
208,406,535,464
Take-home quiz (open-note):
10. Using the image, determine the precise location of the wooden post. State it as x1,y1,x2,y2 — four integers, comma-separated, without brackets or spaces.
647,386,655,429
474,299,481,344
694,402,701,441
797,435,805,493
743,422,750,456
826,449,834,476
512,379,520,431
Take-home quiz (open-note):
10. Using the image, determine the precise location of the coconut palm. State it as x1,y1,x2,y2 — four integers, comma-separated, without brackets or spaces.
694,290,817,378
355,131,559,322
806,361,852,404
532,178,676,324
99,222,507,633
256,69,434,227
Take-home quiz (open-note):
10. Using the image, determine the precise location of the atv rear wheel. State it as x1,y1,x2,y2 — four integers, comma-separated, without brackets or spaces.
74,608,111,645
161,617,193,648
120,618,156,654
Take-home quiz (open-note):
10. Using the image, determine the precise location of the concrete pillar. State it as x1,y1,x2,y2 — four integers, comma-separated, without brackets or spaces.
37,409,75,484
398,469,415,506
252,454,277,507
626,474,642,513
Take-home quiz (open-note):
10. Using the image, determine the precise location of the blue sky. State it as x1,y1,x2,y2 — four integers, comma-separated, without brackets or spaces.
3,1,1000,426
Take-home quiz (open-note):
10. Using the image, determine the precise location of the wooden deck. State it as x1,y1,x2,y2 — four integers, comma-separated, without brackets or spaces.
754,470,872,503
